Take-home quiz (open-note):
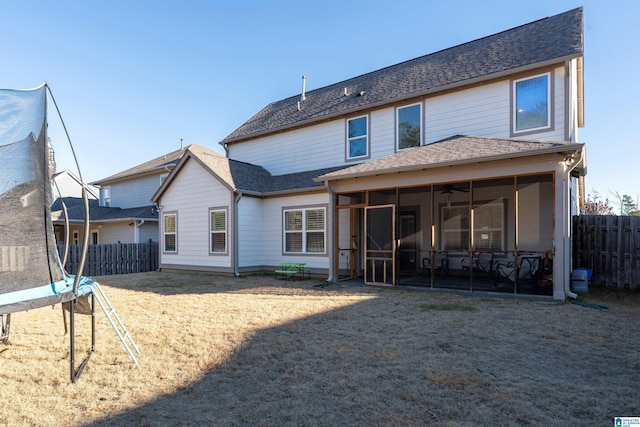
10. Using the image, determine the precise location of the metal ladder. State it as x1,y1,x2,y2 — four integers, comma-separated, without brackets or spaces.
91,282,141,364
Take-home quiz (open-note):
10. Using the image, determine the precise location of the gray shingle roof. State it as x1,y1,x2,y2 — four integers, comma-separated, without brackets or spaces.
51,198,158,222
157,145,349,198
222,7,583,145
315,135,584,181
91,146,189,185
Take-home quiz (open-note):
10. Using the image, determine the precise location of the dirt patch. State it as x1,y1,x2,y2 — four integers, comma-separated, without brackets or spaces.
0,271,638,426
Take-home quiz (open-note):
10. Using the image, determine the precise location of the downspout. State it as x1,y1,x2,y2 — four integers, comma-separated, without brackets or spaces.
324,180,335,283
563,148,583,299
135,220,145,244
234,191,242,277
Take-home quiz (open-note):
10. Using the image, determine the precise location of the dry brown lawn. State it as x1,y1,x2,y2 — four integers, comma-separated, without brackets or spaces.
0,271,638,426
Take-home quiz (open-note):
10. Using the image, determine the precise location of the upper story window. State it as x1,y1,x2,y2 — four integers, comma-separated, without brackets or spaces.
283,207,326,254
397,103,422,150
346,115,368,160
209,208,227,254
101,186,111,207
163,213,177,253
513,72,552,134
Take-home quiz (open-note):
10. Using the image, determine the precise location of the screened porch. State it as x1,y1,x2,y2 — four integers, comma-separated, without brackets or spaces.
334,173,555,296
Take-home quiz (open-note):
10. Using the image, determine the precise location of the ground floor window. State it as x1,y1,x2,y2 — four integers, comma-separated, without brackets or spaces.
163,213,177,253
283,207,326,254
210,208,227,254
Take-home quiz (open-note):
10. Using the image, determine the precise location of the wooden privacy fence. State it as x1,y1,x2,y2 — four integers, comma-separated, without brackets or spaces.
58,242,159,276
572,215,640,289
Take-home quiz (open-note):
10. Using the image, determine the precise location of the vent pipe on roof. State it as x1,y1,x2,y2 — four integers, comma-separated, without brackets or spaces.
301,75,306,101
180,138,184,149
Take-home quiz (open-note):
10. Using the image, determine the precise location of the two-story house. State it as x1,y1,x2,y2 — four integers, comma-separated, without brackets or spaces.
152,8,586,300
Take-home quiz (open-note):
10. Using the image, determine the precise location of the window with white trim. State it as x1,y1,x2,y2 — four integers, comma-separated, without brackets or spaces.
347,115,368,159
397,103,422,150
209,208,227,253
473,202,504,251
513,72,551,133
283,207,326,254
163,213,177,253
441,202,505,251
101,186,111,207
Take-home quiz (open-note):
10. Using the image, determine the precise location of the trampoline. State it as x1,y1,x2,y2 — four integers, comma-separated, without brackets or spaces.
0,84,139,382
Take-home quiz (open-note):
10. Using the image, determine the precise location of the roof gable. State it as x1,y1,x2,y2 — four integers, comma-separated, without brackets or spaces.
152,145,349,201
222,8,583,144
91,146,189,185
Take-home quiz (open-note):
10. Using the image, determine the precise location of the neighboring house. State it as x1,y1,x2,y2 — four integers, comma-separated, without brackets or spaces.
153,8,586,300
52,147,188,245
52,170,99,200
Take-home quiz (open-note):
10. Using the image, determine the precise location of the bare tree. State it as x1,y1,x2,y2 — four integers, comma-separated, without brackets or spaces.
582,191,614,215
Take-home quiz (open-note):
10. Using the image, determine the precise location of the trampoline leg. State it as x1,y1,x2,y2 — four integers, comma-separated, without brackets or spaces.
70,300,75,382
1,314,10,344
70,296,95,383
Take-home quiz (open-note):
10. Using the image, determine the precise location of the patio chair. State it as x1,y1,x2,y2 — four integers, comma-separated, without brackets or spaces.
460,252,493,276
494,255,540,291
422,253,449,277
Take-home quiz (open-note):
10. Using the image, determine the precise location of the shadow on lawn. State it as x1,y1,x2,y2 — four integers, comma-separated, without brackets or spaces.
93,271,354,296
82,278,634,427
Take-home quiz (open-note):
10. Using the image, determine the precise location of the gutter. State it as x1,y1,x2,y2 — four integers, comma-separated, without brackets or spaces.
313,144,585,183
234,192,242,277
562,147,584,300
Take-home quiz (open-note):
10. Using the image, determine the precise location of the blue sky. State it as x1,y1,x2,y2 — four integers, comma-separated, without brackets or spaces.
1,0,638,204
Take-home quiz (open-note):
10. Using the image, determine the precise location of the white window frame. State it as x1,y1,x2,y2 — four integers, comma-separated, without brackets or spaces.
512,72,552,135
472,202,505,251
283,206,326,255
346,115,369,160
440,201,505,251
101,186,111,207
441,205,469,251
209,207,228,255
396,102,422,151
163,212,177,253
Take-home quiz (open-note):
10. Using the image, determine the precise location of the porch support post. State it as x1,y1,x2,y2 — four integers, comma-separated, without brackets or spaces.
324,180,335,283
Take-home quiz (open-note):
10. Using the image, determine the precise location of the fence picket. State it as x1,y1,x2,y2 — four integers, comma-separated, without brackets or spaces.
57,242,159,276
573,215,640,289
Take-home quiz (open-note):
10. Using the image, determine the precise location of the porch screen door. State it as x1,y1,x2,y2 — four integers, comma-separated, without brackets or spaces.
365,205,395,285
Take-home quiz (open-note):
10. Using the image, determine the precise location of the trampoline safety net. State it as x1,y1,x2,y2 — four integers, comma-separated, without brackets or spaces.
0,85,72,314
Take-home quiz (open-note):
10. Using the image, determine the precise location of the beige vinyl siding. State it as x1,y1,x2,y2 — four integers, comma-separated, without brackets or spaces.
369,107,395,159
425,81,509,144
261,193,330,271
109,173,164,209
237,196,264,268
228,121,345,175
159,159,232,270
137,221,158,243
95,221,135,244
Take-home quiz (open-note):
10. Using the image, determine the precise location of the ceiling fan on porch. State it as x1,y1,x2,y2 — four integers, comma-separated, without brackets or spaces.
440,184,469,194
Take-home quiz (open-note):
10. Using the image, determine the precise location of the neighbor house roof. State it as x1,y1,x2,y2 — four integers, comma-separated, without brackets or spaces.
51,197,158,223
221,8,583,145
90,146,189,185
152,144,348,201
315,135,585,182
